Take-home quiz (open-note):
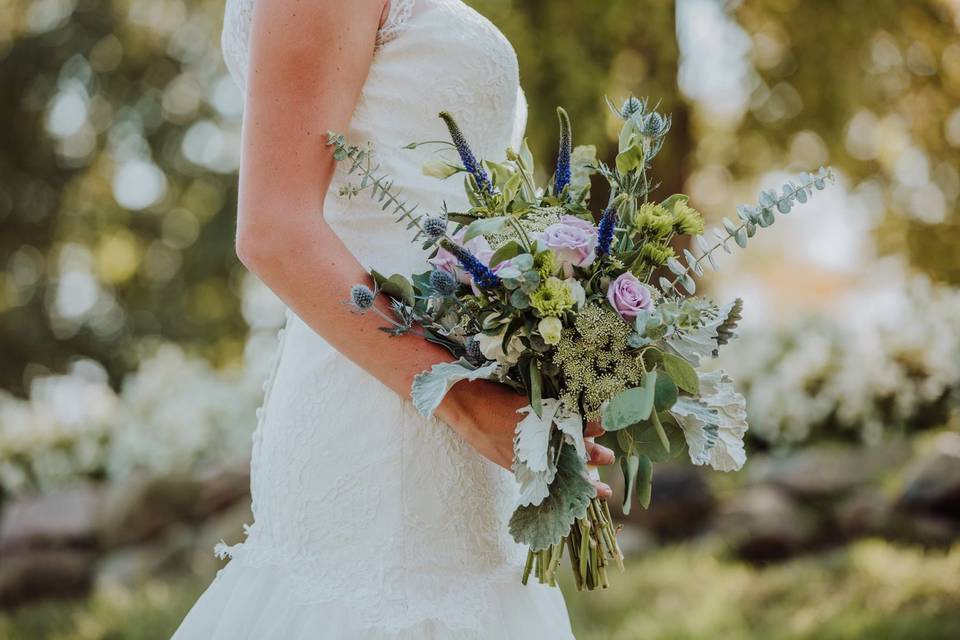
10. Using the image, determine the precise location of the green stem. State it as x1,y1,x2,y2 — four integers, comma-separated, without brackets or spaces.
650,408,671,453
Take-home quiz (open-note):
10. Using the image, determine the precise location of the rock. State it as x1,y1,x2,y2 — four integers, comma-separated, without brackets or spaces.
0,549,95,607
834,488,893,539
896,432,960,518
715,486,819,561
95,525,196,589
624,464,715,539
194,463,250,519
0,484,102,554
98,474,204,548
748,442,911,499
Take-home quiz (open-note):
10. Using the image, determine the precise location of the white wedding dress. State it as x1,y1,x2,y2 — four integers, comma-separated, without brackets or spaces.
172,1,575,638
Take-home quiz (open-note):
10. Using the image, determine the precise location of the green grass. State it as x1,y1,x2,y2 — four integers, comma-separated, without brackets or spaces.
2,540,958,640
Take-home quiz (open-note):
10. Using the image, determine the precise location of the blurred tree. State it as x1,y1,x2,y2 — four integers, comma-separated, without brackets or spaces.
475,0,691,200
0,0,247,395
726,0,960,284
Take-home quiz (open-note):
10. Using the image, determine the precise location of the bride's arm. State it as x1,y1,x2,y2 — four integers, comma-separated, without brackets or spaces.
236,0,613,482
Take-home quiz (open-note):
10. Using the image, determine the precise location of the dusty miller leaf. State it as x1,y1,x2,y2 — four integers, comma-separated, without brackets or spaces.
411,359,499,418
509,445,595,551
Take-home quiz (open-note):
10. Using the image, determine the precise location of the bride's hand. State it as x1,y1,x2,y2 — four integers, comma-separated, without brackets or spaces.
442,380,615,498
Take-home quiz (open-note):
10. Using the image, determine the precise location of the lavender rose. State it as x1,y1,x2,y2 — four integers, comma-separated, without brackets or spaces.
538,215,597,277
607,271,653,319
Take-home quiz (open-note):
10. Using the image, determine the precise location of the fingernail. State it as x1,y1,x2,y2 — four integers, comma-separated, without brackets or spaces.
598,482,613,498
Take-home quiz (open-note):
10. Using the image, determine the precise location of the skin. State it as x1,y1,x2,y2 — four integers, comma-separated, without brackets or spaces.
237,0,613,494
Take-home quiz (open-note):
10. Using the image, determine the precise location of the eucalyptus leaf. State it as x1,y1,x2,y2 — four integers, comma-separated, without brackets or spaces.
620,454,640,515
508,445,595,551
371,270,415,306
463,216,509,242
529,360,543,417
601,372,656,431
661,352,699,394
489,241,522,267
411,359,499,418
653,373,679,412
624,417,686,463
636,455,653,509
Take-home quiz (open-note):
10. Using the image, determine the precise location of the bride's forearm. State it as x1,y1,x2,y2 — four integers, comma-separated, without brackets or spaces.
237,219,479,429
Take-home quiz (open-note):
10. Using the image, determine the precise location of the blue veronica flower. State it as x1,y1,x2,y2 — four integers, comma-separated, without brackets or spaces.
554,107,572,197
440,239,501,289
596,205,618,256
439,111,493,196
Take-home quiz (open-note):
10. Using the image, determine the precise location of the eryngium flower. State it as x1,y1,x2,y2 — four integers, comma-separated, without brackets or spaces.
429,269,458,296
439,239,501,289
439,111,493,196
596,205,618,256
464,336,483,361
422,215,448,239
554,107,572,197
620,96,646,119
350,284,375,311
642,111,671,138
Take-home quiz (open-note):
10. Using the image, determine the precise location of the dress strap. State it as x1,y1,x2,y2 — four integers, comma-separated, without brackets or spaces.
376,0,416,48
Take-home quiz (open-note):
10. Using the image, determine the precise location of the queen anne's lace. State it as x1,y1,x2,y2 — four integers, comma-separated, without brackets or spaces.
207,2,560,637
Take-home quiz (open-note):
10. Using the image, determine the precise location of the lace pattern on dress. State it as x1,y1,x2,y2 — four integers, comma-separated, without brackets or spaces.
376,0,416,48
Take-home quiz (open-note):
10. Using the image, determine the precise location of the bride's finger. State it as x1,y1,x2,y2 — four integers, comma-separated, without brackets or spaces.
593,480,613,499
585,441,615,466
584,421,604,438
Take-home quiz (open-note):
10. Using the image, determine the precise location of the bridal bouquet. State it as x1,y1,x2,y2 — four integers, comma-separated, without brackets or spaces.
328,96,833,590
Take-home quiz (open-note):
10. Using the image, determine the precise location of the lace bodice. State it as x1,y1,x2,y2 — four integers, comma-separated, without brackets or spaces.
224,0,526,274
213,2,543,637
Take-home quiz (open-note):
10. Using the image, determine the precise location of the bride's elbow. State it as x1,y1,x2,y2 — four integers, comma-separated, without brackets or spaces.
235,221,278,274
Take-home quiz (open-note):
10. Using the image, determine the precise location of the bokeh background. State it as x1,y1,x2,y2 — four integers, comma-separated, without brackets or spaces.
2,0,959,638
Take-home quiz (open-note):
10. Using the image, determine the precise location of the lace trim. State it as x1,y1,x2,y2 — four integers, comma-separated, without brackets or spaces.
376,0,416,48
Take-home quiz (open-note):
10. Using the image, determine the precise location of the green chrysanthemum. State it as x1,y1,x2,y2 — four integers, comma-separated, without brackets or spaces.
534,249,558,279
629,202,673,238
530,276,574,317
638,243,676,269
672,201,706,236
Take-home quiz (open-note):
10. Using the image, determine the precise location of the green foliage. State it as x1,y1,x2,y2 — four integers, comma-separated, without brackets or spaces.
661,351,699,394
508,443,595,551
602,372,656,431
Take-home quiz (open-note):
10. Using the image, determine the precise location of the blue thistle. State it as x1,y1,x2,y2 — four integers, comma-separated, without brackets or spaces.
350,284,375,311
464,336,483,362
596,205,618,256
438,111,493,196
554,107,572,197
440,239,501,290
422,215,447,239
429,269,458,296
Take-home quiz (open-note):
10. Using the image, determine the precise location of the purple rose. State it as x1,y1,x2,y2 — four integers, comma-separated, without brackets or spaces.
429,229,493,285
538,215,597,277
607,271,653,319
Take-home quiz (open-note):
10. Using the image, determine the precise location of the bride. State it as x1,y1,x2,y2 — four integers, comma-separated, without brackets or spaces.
173,1,615,638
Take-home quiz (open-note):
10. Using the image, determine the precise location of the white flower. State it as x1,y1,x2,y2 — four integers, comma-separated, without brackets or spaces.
672,369,748,472
475,327,525,365
538,317,563,345
564,277,586,308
